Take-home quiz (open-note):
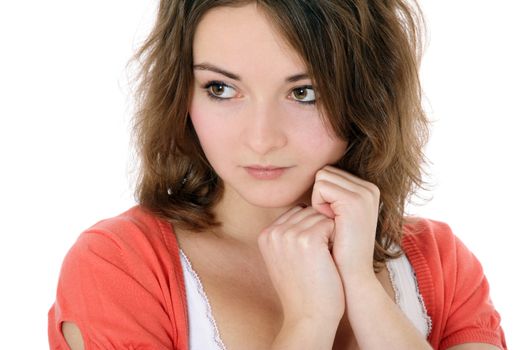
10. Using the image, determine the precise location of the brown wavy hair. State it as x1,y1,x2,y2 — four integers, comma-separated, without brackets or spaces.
130,0,430,269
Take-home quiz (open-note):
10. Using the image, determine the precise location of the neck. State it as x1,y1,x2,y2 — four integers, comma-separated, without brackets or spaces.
211,184,311,247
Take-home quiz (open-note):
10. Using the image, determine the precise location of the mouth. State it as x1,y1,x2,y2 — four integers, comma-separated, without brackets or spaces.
244,165,291,180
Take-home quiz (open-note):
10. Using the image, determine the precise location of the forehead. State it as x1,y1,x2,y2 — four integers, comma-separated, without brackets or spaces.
192,4,307,78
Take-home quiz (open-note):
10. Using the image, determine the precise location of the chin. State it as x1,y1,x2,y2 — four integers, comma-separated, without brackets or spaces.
235,183,311,209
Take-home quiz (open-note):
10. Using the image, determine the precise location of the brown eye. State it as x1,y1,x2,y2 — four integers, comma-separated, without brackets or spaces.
211,84,225,96
203,81,236,100
293,87,308,100
291,86,316,104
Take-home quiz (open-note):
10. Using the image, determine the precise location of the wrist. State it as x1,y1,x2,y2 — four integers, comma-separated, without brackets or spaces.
341,271,381,295
272,317,340,350
333,255,374,281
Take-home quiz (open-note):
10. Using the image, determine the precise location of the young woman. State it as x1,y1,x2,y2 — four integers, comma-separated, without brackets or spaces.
48,0,506,349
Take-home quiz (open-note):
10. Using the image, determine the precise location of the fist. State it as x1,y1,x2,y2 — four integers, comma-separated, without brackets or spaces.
258,205,346,324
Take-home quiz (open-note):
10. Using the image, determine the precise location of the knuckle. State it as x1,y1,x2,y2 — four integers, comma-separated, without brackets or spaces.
267,228,282,242
282,227,300,241
369,183,380,197
296,233,315,249
257,230,268,244
315,169,328,181
260,226,281,242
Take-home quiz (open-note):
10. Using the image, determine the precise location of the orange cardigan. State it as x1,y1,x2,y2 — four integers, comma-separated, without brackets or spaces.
48,206,506,349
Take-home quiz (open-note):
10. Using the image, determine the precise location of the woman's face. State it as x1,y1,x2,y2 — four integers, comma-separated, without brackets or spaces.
189,3,348,208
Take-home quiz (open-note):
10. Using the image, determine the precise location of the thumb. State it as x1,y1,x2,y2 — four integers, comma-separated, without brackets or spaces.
311,181,336,219
314,202,335,219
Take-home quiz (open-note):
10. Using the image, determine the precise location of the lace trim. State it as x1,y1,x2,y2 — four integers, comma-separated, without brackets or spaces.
412,268,433,337
385,261,401,305
179,249,228,350
386,254,432,338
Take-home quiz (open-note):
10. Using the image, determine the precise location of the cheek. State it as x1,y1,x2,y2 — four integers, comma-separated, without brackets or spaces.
189,101,230,150
291,118,347,161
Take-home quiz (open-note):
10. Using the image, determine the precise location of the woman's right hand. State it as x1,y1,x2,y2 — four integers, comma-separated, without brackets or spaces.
257,205,346,328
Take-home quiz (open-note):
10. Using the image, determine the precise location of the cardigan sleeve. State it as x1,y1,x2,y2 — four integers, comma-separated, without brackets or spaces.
403,219,506,349
48,228,175,349
435,224,507,349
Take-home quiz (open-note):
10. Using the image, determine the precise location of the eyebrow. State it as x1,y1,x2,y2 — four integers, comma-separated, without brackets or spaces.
193,63,310,83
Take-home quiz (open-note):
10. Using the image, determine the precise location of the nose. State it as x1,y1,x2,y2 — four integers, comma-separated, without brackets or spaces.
242,101,287,155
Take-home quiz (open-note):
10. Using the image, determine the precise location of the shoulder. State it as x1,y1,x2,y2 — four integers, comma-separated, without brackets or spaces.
401,217,474,266
80,205,169,243
402,217,455,250
67,205,176,261
401,217,482,285
59,205,181,294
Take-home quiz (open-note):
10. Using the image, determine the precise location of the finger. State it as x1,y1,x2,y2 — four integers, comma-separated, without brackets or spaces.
279,206,328,226
311,179,337,218
298,217,336,247
272,205,306,226
287,211,332,233
320,166,379,194
316,168,366,194
311,180,357,217
322,165,365,183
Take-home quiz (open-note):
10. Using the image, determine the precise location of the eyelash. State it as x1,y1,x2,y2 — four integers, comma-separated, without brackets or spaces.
201,80,316,105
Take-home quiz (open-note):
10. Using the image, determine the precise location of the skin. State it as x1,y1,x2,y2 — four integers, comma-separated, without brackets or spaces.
189,4,348,246
62,3,501,350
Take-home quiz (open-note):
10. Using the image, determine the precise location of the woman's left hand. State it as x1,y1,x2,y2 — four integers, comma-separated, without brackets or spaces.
311,165,381,279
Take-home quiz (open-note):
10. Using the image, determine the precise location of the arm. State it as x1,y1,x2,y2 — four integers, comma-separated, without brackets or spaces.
270,318,340,350
447,345,501,350
311,166,431,349
342,273,432,350
62,322,85,350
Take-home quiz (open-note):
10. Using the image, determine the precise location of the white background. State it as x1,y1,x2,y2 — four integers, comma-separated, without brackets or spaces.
0,0,523,348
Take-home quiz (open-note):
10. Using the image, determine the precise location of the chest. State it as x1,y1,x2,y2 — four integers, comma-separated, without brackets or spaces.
177,233,395,350
179,235,283,349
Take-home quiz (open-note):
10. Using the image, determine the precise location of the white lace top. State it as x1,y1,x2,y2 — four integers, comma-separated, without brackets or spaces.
179,248,431,349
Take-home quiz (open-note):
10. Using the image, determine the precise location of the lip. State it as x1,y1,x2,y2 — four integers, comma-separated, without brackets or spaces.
244,165,290,180
245,165,286,170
